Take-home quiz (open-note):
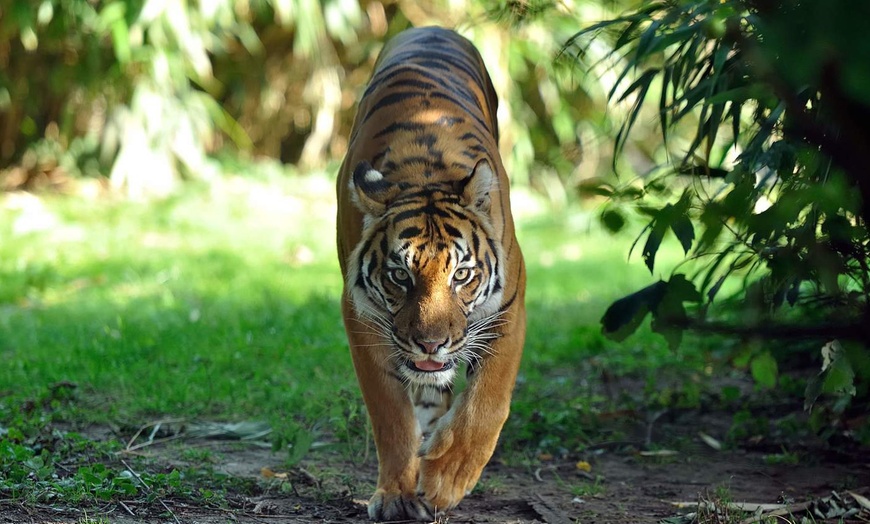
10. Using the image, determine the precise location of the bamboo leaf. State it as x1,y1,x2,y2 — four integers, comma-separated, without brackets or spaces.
705,86,754,105
614,69,658,159
670,213,695,255
649,25,698,54
706,274,727,303
705,101,726,154
617,68,659,103
635,20,662,58
601,281,669,339
642,212,669,273
683,100,710,162
674,78,712,123
613,17,646,52
660,65,672,146
698,245,740,301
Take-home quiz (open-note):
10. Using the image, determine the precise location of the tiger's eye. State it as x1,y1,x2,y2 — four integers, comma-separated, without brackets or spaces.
453,268,472,284
389,268,411,284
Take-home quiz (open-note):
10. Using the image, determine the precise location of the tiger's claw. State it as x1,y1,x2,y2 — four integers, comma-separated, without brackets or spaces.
368,489,432,522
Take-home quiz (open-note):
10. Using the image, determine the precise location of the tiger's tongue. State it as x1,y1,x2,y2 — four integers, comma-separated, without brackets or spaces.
415,360,445,371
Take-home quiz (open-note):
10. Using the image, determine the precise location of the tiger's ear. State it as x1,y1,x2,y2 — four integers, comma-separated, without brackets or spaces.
459,159,497,213
350,161,398,216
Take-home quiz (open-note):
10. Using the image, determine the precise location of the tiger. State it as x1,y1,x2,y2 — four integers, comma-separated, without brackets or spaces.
336,26,526,521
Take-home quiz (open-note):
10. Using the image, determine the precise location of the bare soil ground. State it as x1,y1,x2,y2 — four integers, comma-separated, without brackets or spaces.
2,412,868,524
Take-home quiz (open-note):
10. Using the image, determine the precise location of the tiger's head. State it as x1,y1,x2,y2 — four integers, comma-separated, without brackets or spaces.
346,159,506,387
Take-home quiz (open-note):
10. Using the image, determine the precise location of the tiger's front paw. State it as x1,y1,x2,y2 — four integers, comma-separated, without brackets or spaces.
417,428,489,513
368,488,432,522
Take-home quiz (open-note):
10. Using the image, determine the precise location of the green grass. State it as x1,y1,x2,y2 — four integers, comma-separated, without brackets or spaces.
1,179,346,424
0,424,257,510
0,175,707,465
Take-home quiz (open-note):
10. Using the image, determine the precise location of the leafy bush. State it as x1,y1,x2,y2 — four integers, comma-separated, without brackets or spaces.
572,0,870,436
0,0,366,194
1,0,651,199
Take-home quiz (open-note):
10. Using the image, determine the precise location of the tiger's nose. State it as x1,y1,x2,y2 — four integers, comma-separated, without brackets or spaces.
416,338,448,354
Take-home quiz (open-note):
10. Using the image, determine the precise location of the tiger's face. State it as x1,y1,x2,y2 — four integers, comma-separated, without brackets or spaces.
347,160,505,387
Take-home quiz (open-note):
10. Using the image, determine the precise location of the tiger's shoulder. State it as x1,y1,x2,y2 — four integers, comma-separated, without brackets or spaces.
344,27,500,183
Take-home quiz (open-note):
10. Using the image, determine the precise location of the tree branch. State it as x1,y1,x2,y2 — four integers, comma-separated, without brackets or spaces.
666,317,867,343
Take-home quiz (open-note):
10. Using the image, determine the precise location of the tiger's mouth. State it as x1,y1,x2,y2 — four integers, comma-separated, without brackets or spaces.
406,359,456,373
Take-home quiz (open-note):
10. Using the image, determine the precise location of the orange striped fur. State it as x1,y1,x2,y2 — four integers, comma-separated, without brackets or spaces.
336,26,526,521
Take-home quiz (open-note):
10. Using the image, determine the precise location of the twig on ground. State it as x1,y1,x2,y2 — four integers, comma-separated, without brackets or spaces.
120,433,187,454
124,418,187,451
120,458,181,524
119,501,136,516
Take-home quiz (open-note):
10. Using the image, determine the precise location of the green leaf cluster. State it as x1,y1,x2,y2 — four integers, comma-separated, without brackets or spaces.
0,419,236,508
574,0,870,437
0,0,366,191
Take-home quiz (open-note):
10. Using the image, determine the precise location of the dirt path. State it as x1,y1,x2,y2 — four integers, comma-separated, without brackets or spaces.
2,407,869,524
5,435,866,524
225,444,868,524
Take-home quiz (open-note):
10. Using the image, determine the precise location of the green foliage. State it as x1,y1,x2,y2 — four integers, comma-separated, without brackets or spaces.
574,0,870,439
762,449,799,466
1,0,651,203
0,0,365,193
0,421,127,504
274,424,316,467
727,408,769,443
749,351,778,390
0,385,264,510
601,274,701,350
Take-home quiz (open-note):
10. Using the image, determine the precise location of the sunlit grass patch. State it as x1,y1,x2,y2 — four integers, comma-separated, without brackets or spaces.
0,177,709,463
0,177,347,430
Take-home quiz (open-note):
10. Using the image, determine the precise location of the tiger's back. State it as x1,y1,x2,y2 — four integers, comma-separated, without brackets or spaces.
338,27,513,261
336,26,526,521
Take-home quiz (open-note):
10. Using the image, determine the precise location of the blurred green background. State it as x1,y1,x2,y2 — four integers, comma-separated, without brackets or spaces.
0,0,647,197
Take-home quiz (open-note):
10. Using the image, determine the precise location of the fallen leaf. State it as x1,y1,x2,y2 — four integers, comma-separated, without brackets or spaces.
187,420,272,440
698,431,722,451
640,449,678,457
729,502,788,512
260,467,288,480
849,491,870,511
575,460,592,472
252,499,277,514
